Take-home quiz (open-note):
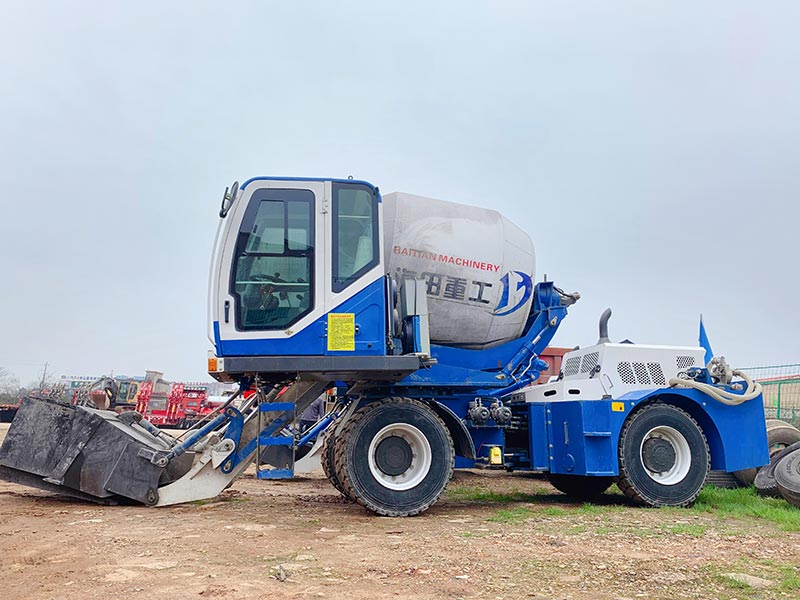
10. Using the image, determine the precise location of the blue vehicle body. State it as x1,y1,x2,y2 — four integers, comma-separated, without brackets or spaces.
207,175,769,508
506,392,768,477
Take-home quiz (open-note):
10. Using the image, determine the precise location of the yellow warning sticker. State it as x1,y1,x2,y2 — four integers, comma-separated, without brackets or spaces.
327,313,356,351
611,401,625,412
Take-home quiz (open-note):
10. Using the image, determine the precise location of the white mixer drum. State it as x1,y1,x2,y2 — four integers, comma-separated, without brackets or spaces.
382,192,536,349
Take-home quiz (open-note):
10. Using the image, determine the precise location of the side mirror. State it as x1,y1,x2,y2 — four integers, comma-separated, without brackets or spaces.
219,180,240,218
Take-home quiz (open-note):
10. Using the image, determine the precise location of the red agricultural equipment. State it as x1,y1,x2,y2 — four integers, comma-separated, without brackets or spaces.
136,381,182,427
134,380,218,429
179,385,220,428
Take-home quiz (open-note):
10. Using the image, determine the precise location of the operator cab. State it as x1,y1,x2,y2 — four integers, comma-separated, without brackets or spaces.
208,177,424,382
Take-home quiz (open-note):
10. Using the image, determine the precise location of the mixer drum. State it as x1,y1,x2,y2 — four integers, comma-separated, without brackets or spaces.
382,192,535,349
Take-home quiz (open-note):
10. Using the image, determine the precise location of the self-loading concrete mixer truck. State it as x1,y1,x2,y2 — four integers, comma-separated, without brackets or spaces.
0,177,773,515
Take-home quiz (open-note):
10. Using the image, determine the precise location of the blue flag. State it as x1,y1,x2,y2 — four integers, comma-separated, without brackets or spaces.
699,315,714,365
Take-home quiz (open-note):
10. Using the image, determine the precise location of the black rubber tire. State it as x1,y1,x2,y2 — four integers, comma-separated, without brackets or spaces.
707,470,743,489
617,403,710,507
548,474,613,501
754,440,800,497
733,467,758,486
734,419,800,485
775,447,800,508
334,398,454,517
320,426,348,497
765,421,800,452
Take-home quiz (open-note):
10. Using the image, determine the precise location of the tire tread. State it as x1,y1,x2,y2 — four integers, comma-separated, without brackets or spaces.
320,423,348,498
334,397,454,517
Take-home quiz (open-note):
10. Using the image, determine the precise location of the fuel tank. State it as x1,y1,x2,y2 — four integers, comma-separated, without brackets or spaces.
382,192,535,349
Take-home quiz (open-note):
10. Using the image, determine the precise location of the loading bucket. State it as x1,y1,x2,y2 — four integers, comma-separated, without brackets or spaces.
0,397,190,505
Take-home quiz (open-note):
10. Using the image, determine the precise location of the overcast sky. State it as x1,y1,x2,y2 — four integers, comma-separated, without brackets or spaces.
1,2,798,386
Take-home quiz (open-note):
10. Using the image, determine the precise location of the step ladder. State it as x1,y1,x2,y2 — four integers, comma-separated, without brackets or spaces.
257,402,296,479
255,380,329,479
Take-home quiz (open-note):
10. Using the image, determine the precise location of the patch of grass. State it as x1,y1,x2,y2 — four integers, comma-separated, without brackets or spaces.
487,506,534,524
540,506,567,517
706,559,800,595
458,531,488,538
691,486,800,531
446,485,544,504
782,574,800,591
716,573,752,590
781,570,800,591
594,525,614,535
565,525,586,535
766,561,800,591
575,502,614,515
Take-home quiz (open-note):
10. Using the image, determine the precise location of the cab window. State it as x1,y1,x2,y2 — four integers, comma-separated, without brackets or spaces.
332,183,379,292
231,188,314,330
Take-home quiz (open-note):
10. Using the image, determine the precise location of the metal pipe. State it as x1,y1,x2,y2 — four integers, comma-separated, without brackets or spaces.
502,332,544,379
297,412,336,447
160,411,231,463
598,308,612,344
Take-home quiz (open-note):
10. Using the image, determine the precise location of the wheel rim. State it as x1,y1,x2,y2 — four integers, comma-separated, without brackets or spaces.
639,425,691,485
367,423,432,491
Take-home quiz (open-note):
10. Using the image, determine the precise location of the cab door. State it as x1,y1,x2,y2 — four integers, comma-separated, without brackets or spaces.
213,180,327,355
323,181,386,356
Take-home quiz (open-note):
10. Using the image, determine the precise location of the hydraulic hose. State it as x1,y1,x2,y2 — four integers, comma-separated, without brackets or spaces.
668,369,763,406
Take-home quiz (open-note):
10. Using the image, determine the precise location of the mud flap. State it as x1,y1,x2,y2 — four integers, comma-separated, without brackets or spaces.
0,397,168,505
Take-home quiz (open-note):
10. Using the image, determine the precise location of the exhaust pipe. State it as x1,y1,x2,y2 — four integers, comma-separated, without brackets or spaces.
598,308,612,344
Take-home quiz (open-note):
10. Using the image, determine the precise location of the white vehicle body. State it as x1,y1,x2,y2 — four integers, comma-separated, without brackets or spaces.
519,343,705,403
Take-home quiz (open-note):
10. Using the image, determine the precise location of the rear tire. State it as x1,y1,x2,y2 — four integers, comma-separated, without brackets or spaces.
548,474,613,501
617,403,709,507
735,419,800,485
334,398,454,517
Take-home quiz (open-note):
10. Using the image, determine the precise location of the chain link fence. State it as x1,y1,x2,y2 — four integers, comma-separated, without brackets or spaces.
739,363,800,426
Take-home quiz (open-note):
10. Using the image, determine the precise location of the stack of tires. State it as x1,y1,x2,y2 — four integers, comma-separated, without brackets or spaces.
735,419,800,507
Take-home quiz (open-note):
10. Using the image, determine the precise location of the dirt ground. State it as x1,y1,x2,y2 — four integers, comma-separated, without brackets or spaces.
1,423,798,600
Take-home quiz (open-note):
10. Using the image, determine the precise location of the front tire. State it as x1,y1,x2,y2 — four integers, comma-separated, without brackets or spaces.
334,398,454,516
617,403,709,507
320,426,348,497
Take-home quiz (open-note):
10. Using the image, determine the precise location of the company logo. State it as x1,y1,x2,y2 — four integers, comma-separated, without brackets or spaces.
494,271,533,316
